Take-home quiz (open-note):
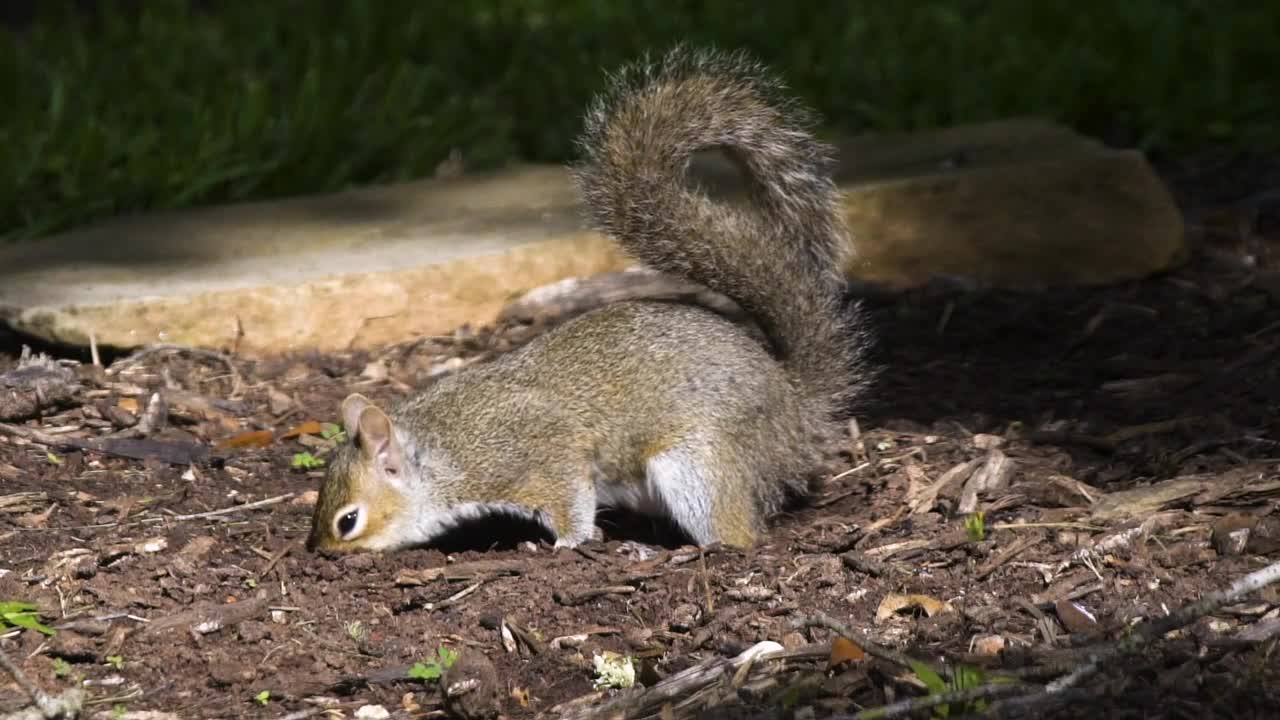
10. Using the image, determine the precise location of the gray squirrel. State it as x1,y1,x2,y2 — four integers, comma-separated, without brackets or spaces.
306,46,868,553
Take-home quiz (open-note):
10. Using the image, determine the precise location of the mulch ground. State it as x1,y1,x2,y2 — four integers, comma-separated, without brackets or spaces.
1,151,1279,720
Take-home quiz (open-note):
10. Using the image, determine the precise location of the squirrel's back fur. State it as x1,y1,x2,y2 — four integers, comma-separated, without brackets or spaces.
572,45,867,419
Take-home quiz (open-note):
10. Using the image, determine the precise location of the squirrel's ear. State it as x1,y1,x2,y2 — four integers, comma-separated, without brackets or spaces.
341,394,373,440
355,405,406,480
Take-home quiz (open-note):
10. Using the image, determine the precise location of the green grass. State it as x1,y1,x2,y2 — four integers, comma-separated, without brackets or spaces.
4,0,1279,244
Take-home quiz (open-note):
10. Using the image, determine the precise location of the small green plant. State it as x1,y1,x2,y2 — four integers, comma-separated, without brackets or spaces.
242,578,258,589
909,660,997,717
321,423,347,443
408,646,459,681
963,512,986,542
46,451,63,465
0,601,56,635
291,452,325,470
52,658,72,678
111,705,126,720
254,690,271,705
105,655,124,670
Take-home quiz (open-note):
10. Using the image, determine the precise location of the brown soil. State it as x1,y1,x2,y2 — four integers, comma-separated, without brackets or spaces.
2,153,1279,719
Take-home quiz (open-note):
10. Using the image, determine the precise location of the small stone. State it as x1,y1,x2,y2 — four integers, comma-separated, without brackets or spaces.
780,631,809,650
103,405,138,428
725,585,775,603
1246,516,1280,556
237,621,270,643
972,434,1004,449
972,634,1006,655
668,604,702,633
267,387,294,415
623,628,654,650
354,705,390,720
1212,514,1258,556
441,652,502,720
291,490,319,507
48,631,99,663
361,361,388,380
1054,600,1101,636
206,655,254,687
1206,618,1233,635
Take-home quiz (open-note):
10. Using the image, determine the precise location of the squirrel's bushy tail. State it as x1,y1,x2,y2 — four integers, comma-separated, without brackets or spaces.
572,45,866,414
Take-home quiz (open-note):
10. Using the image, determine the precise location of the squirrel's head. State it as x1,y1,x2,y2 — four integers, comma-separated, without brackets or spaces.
306,393,412,553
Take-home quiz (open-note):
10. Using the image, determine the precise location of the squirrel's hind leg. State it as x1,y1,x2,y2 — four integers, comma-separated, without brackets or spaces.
508,464,599,549
646,445,763,548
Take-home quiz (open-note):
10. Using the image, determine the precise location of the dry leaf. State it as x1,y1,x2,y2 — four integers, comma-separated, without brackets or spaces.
510,686,531,709
908,458,982,515
291,490,319,507
17,504,55,528
1054,600,1101,636
828,635,868,668
117,397,140,413
280,420,324,440
214,429,275,450
875,593,955,623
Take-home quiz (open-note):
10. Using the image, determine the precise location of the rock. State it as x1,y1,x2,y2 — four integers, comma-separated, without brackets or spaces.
441,651,503,720
1089,478,1210,522
830,118,1185,289
780,631,810,650
1246,516,1280,556
0,119,1185,357
972,634,1006,655
1212,513,1258,556
1054,599,1102,637
0,165,629,357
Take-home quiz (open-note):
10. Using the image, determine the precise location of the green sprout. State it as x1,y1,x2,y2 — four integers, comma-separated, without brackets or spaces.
408,646,458,681
963,512,986,542
0,601,56,635
254,690,271,705
291,452,325,470
321,423,347,443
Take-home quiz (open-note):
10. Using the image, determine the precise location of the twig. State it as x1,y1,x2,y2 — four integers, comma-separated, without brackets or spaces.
547,640,786,720
271,710,324,720
88,331,101,368
166,493,295,522
974,535,1035,580
553,585,637,606
108,343,244,398
1044,558,1280,693
35,493,296,532
791,612,921,673
0,645,84,720
254,541,298,581
828,680,1032,720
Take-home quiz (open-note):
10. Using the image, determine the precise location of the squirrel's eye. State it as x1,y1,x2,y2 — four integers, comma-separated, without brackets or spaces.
337,510,359,538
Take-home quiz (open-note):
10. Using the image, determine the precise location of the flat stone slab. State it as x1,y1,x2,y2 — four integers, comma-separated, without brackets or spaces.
0,117,1186,357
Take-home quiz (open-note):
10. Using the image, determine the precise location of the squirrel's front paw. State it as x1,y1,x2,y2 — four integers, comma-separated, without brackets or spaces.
552,525,603,550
